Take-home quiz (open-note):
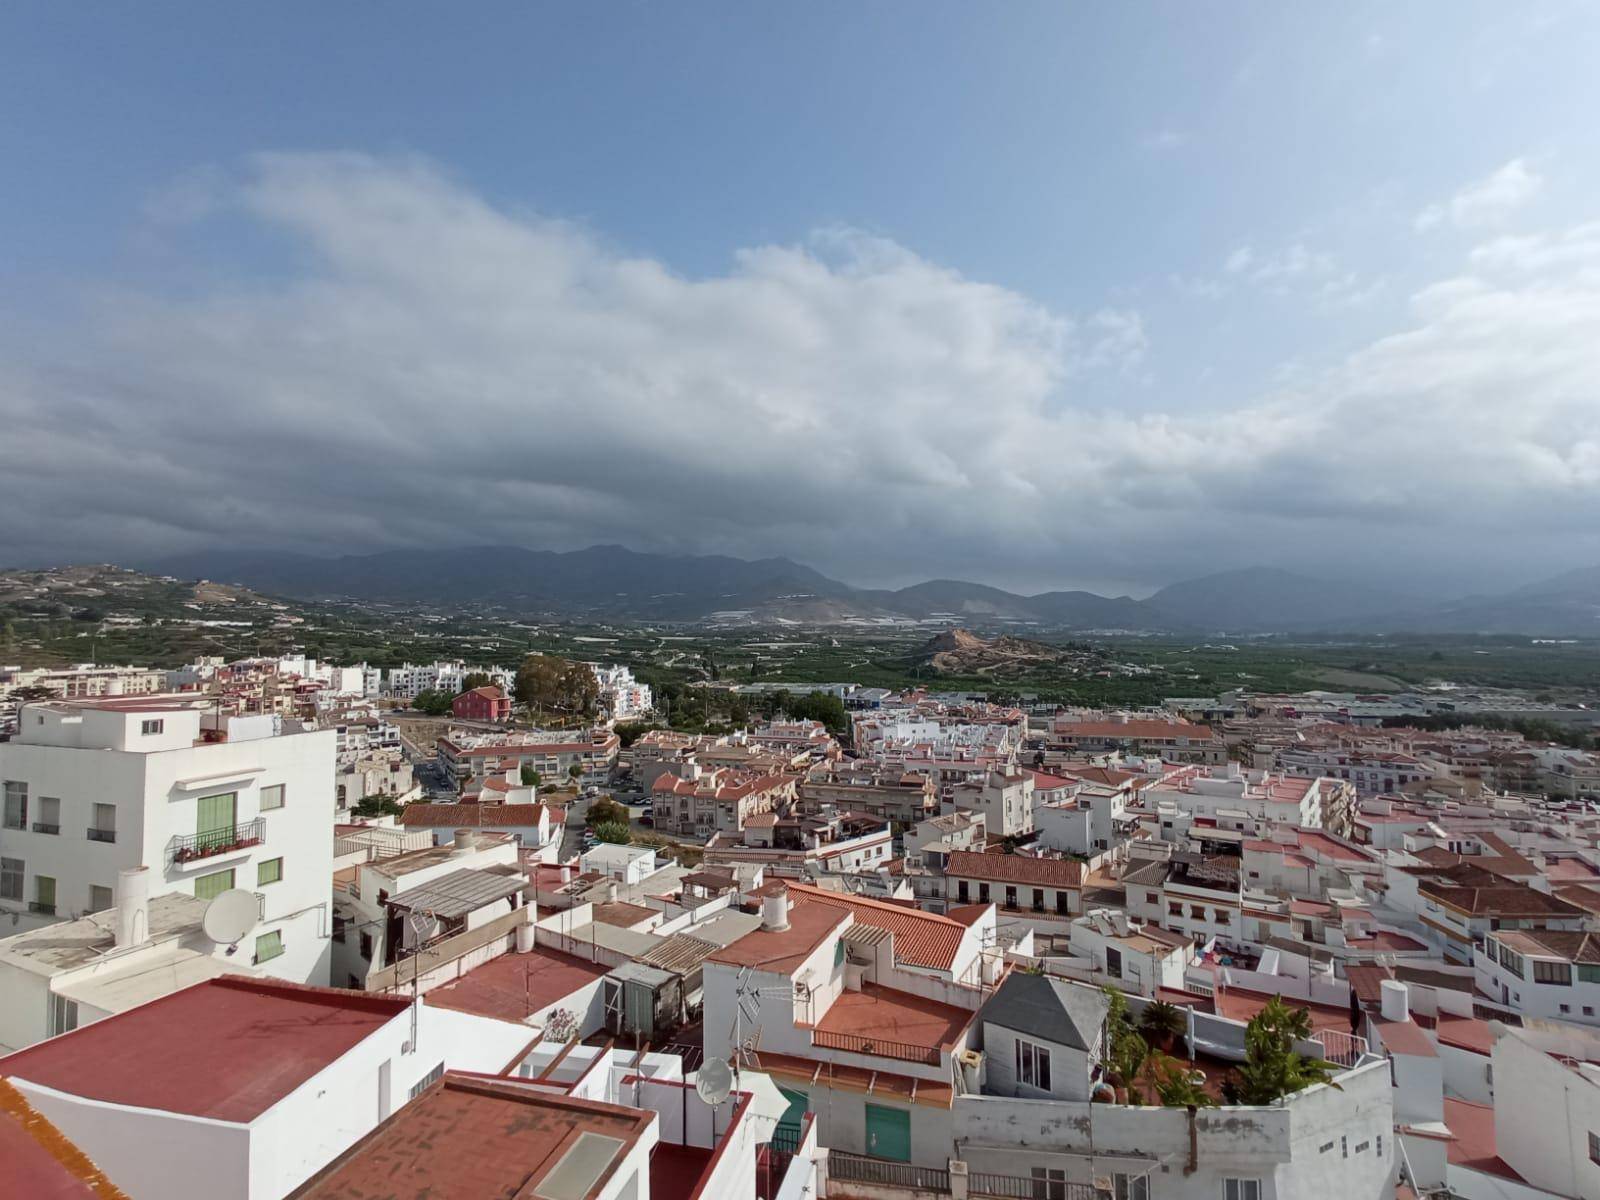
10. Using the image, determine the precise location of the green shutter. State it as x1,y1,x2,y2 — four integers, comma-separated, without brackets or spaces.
196,792,237,850
257,857,283,886
254,930,284,964
195,868,235,901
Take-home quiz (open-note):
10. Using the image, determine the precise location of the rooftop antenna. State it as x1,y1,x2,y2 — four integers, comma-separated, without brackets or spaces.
202,889,259,956
727,964,797,1080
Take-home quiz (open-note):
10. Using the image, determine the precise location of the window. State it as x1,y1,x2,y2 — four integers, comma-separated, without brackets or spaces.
141,719,164,736
979,883,991,903
89,885,113,911
0,858,21,902
1190,905,1206,920
1056,892,1071,916
1223,1180,1261,1200
409,1062,445,1100
89,803,116,842
32,796,60,835
1214,909,1231,925
1032,888,1045,913
1107,947,1124,979
1319,1141,1335,1154
1146,892,1159,905
1016,1039,1052,1090
1581,964,1600,984
1377,1134,1384,1159
1341,1136,1348,1159
254,930,285,964
33,875,56,916
48,993,78,1038
957,880,970,903
1168,901,1183,916
257,857,283,886
1561,1003,1572,1014
259,784,285,811
1005,885,1019,909
1030,1168,1066,1200
3,781,26,830
1112,1175,1148,1200
1589,1131,1600,1165
360,932,374,960
1355,1141,1370,1153
194,868,235,902
1534,959,1572,986
333,916,347,944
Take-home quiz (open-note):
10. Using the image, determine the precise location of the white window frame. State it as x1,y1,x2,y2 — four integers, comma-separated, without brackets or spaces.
1223,1179,1261,1200
1016,1037,1052,1090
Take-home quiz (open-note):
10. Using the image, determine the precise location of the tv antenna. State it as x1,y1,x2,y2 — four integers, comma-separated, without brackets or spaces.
202,889,259,955
728,966,799,1077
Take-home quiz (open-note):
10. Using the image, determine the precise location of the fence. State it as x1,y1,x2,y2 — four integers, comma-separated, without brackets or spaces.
828,1154,1098,1200
811,1030,941,1066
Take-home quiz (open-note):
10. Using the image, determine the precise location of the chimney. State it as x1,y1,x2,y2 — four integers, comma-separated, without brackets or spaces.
114,866,150,950
451,828,474,856
762,885,792,932
559,864,573,885
1379,979,1410,1023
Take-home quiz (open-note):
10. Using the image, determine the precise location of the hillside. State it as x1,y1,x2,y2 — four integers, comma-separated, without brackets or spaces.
913,627,1104,677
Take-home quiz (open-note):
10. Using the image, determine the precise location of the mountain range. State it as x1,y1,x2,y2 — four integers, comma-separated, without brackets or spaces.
137,546,1600,635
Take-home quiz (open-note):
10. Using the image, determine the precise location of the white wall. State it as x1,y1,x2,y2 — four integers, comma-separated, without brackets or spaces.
1492,1029,1600,1198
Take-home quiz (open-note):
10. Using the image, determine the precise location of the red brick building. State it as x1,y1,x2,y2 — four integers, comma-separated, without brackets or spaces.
452,685,512,722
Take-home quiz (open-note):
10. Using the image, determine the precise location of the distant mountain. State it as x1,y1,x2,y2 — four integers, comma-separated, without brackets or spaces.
1145,567,1422,633
135,546,1600,634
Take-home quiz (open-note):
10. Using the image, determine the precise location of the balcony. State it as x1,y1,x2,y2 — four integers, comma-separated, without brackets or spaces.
28,901,56,916
31,822,60,835
168,816,265,866
810,1029,941,1066
86,827,116,843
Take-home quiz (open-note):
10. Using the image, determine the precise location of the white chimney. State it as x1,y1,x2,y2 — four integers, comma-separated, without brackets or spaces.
762,886,792,932
559,864,573,885
114,866,150,950
516,908,537,953
1379,979,1409,1023
451,828,474,856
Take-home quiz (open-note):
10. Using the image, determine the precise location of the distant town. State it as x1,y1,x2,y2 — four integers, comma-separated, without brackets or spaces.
3,563,1600,1200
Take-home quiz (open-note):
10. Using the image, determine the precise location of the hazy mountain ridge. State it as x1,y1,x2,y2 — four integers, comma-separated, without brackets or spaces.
135,547,1600,634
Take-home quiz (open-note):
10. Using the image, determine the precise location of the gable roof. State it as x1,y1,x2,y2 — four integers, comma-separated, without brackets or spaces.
946,850,1085,889
785,882,968,971
980,973,1108,1052
399,802,550,829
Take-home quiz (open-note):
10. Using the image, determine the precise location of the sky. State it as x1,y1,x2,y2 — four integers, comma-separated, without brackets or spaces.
3,4,1600,598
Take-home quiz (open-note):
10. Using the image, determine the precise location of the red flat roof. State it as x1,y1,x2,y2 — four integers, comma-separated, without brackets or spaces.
0,977,409,1124
1442,1098,1523,1182
707,901,848,974
1213,988,1354,1036
424,947,611,1024
813,983,975,1050
290,1074,654,1198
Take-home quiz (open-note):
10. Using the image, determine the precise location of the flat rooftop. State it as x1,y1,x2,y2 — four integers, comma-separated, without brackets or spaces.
705,901,848,974
814,983,974,1051
424,947,610,1024
290,1074,654,1199
0,893,208,973
0,1079,127,1200
0,977,409,1124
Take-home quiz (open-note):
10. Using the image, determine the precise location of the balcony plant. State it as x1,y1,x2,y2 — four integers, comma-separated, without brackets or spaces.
1138,999,1185,1053
1222,996,1340,1104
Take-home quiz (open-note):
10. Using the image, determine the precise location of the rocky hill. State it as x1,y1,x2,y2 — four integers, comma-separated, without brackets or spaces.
915,627,1099,676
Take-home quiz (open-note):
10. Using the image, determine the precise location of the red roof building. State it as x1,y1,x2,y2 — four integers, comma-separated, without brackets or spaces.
451,685,512,722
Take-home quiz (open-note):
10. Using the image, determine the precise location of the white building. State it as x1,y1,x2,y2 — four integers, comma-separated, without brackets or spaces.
0,974,533,1200
1,697,335,985
592,663,654,719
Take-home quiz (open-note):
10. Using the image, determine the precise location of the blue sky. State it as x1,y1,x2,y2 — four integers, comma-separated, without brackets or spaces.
3,4,1600,594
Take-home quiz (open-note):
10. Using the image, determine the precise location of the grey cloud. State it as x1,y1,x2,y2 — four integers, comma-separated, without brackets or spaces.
3,152,1600,592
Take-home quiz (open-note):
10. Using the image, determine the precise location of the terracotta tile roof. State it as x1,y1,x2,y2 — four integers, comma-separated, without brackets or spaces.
1493,928,1600,963
399,802,550,828
785,883,967,971
705,899,849,974
0,1080,131,1200
945,850,1085,889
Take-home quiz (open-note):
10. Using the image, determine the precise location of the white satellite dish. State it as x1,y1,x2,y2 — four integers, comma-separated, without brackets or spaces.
203,889,259,947
695,1057,734,1106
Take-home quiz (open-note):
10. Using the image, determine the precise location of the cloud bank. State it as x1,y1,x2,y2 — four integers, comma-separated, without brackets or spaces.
2,152,1599,591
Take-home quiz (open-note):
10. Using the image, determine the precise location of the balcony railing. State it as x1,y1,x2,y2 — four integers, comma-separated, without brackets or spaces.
829,1153,1099,1200
29,901,56,916
86,827,116,843
811,1029,941,1066
31,822,60,835
169,817,265,866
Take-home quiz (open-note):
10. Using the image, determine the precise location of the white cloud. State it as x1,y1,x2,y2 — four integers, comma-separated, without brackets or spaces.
2,153,1599,587
1415,157,1543,232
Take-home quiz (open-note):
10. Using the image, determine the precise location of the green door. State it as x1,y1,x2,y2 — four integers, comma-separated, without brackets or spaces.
196,792,237,851
776,1086,809,1145
865,1103,910,1162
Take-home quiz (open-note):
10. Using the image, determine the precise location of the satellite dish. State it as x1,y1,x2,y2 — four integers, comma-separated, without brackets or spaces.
203,889,259,946
695,1057,734,1106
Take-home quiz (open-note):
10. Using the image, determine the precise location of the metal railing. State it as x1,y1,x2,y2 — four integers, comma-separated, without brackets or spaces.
829,1152,950,1192
29,901,56,916
169,817,265,865
971,1173,1097,1200
811,1029,941,1066
31,822,60,835
1314,1029,1368,1068
86,827,116,843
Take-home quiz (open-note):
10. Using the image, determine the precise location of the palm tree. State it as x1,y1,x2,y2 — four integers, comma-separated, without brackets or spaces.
1144,1053,1215,1108
1138,999,1186,1051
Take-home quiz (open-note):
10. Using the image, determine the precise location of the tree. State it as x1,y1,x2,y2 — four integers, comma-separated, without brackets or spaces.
592,820,632,845
1102,988,1149,1099
614,721,659,748
586,797,629,828
412,689,452,716
1144,1053,1214,1108
1226,996,1339,1105
515,654,600,720
353,795,403,818
461,671,494,692
781,690,848,734
567,763,582,781
1138,999,1186,1050
520,765,541,787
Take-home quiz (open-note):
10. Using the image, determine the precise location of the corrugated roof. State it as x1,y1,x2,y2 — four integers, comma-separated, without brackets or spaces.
389,868,527,920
